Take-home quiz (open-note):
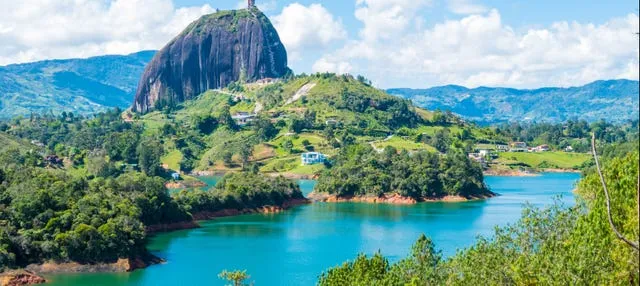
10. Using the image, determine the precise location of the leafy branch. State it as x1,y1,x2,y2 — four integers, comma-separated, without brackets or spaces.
591,133,639,250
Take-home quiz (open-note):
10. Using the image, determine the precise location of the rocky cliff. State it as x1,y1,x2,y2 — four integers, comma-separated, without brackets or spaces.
133,8,288,113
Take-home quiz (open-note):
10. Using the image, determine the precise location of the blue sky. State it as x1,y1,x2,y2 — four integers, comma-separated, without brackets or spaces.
0,0,637,88
176,0,635,27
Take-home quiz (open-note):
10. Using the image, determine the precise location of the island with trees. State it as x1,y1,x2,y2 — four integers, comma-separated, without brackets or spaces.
310,144,493,204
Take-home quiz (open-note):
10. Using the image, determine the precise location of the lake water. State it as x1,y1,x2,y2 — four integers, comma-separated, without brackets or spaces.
45,173,579,286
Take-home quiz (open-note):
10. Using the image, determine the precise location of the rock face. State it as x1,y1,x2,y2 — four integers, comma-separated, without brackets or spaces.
133,8,288,113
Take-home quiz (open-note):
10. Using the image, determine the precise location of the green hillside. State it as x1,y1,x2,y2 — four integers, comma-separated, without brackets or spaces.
129,73,599,177
134,73,450,176
0,51,154,119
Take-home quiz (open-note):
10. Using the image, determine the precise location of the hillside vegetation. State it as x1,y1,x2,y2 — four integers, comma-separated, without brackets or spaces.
318,149,639,285
124,73,638,177
0,51,154,119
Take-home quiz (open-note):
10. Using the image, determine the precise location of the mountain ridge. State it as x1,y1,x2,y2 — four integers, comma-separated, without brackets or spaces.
388,79,639,124
0,51,155,119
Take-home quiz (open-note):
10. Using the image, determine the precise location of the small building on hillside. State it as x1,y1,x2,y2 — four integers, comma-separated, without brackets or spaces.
495,144,509,152
325,117,340,125
565,146,574,152
171,172,180,180
301,152,327,165
509,142,527,152
533,144,550,152
255,78,279,85
468,153,488,168
232,112,256,126
31,140,45,147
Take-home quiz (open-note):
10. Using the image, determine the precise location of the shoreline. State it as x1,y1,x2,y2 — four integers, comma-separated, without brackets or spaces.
145,198,311,234
191,198,310,220
3,198,310,283
307,192,496,205
483,168,581,177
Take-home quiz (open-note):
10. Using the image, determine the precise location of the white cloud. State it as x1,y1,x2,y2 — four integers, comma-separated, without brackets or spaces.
355,0,432,42
447,0,488,15
315,5,640,88
0,0,214,65
312,58,352,74
272,3,347,61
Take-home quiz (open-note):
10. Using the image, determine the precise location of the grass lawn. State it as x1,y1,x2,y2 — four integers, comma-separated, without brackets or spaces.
259,156,299,172
373,136,436,152
497,151,591,169
269,132,330,156
287,163,325,175
162,149,183,171
414,125,463,136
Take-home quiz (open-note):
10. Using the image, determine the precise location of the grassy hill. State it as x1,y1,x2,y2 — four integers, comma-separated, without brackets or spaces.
135,74,444,176
129,73,590,177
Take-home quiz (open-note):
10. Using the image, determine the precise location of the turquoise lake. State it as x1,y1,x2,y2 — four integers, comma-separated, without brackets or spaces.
45,173,579,285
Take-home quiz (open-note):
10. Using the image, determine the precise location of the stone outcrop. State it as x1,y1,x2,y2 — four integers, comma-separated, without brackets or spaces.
133,7,288,113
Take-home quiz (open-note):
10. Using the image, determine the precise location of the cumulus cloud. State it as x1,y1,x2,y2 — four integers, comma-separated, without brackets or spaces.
354,0,432,42
447,0,488,15
314,5,639,88
312,58,352,75
272,3,347,61
0,0,214,65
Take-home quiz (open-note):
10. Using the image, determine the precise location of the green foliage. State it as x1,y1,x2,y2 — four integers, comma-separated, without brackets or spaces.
137,139,164,176
218,269,252,286
174,172,304,214
318,151,640,285
282,139,294,154
315,144,488,199
495,119,638,152
0,164,190,267
318,253,390,286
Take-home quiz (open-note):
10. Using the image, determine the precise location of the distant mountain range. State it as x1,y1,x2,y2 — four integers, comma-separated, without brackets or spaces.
388,79,639,124
1,50,637,124
0,51,155,119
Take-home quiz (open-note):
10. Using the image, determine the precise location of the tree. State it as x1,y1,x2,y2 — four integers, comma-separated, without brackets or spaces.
239,142,253,170
218,270,251,286
252,116,277,141
137,139,164,176
283,139,294,154
431,128,450,153
222,150,234,167
289,117,306,133
86,152,119,178
218,105,238,131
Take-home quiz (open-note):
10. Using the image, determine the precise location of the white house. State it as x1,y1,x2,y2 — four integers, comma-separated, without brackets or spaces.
495,144,509,152
301,152,327,165
231,112,256,126
509,142,527,152
533,144,550,152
